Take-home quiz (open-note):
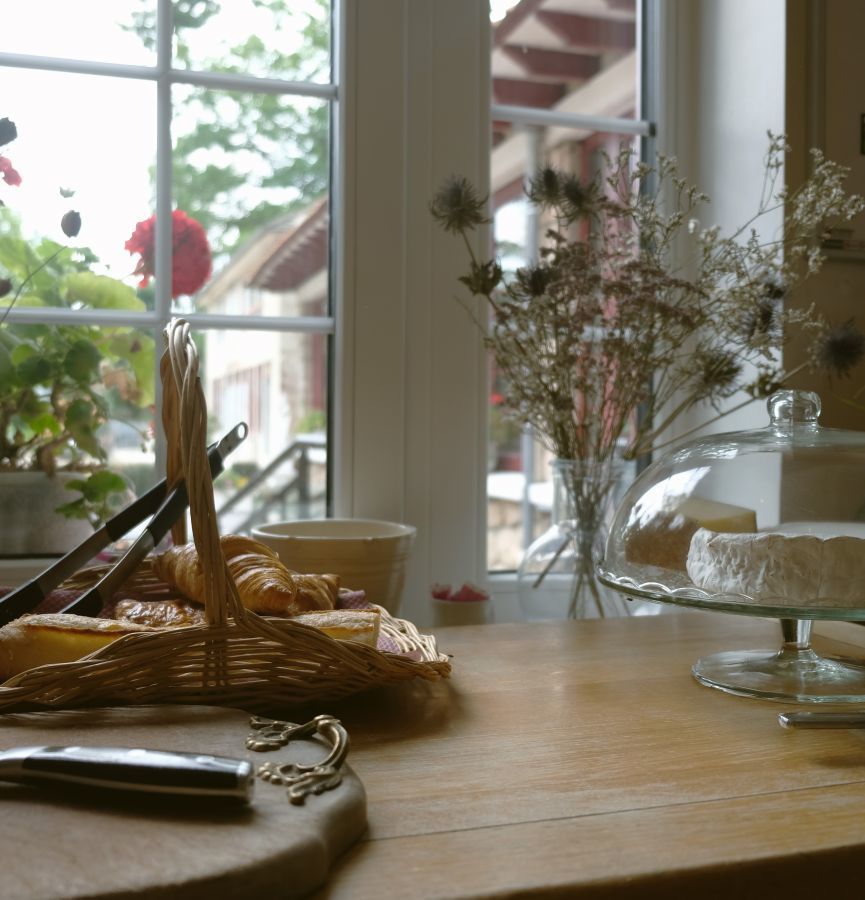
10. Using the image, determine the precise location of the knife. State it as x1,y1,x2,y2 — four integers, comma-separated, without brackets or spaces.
0,422,248,627
0,745,254,802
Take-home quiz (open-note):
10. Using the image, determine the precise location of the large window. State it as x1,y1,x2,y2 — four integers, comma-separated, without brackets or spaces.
1,0,661,626
0,0,335,538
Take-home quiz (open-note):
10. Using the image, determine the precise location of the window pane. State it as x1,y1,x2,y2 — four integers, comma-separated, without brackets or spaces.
1,1,155,66
487,125,642,572
173,0,331,83
197,329,329,534
492,0,638,124
0,69,155,305
168,86,330,317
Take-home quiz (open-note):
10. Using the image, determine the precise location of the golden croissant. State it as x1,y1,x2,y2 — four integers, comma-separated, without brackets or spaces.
153,534,339,615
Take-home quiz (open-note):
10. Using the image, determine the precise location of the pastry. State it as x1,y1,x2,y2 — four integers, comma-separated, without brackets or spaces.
112,599,380,646
0,613,156,680
153,534,340,615
686,523,865,605
624,496,757,571
114,598,206,628
291,608,381,647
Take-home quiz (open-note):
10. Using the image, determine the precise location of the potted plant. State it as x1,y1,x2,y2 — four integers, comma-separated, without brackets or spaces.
0,117,155,555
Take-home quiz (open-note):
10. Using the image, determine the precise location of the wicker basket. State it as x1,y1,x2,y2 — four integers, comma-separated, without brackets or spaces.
0,320,450,713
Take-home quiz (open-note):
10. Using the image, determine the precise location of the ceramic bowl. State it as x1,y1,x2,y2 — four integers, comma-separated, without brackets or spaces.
251,518,416,614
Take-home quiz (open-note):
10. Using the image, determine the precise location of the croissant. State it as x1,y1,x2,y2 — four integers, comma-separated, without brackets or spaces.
152,534,340,615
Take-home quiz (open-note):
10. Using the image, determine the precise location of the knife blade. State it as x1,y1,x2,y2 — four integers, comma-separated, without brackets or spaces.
0,745,254,802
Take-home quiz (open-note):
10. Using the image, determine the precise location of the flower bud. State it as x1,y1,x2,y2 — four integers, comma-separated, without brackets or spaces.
61,210,82,238
0,118,16,148
0,277,11,299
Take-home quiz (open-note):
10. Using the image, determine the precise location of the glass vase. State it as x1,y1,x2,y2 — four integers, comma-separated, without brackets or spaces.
517,458,631,621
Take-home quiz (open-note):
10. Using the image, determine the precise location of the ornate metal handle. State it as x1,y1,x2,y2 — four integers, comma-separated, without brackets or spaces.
246,714,349,804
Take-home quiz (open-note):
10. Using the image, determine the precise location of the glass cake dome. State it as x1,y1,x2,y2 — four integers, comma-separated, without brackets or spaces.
598,389,865,703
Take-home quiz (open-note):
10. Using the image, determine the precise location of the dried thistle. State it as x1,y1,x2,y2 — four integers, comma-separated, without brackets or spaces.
433,133,865,465
813,319,865,378
429,176,489,235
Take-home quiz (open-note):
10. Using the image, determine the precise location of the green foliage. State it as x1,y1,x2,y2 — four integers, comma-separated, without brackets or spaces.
56,469,131,524
128,0,331,260
0,209,155,524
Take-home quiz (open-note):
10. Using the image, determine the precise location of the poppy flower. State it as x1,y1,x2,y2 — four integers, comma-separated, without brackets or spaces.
125,209,212,298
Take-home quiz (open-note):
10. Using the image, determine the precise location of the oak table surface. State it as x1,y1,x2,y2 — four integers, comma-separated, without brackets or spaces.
308,612,865,899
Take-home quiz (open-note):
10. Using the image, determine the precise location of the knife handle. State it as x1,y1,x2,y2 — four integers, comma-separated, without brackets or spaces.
0,746,254,802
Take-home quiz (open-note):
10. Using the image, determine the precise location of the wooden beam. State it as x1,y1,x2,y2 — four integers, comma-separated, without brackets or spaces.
492,77,566,107
501,45,601,80
537,10,636,53
493,0,546,47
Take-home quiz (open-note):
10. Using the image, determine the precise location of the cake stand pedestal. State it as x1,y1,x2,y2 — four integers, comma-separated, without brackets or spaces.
692,617,865,703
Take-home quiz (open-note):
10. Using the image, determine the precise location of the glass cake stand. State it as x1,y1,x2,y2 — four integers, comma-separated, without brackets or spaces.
599,391,865,704
596,569,865,703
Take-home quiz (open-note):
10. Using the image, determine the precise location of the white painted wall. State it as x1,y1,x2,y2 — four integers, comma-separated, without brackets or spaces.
662,0,787,442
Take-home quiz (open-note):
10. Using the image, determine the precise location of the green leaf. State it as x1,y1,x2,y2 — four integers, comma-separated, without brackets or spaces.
10,343,35,366
0,343,14,383
16,355,53,386
81,469,127,499
55,498,90,520
64,272,145,311
63,339,102,383
28,412,61,435
65,398,103,458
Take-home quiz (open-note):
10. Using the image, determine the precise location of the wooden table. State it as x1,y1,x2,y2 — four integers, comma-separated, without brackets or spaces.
308,612,865,899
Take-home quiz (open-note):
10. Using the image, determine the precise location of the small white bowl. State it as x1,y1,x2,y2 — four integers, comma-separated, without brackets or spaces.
251,518,416,613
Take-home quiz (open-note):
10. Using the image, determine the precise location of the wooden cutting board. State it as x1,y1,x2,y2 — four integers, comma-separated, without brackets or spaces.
0,705,367,899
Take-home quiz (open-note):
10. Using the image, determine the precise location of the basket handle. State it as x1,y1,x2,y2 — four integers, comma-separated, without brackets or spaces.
162,319,245,626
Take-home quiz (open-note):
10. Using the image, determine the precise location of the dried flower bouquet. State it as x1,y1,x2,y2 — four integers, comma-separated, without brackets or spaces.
432,134,864,468
432,134,865,618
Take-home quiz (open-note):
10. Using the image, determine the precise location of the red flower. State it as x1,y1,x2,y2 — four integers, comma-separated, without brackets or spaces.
125,209,212,298
0,155,21,186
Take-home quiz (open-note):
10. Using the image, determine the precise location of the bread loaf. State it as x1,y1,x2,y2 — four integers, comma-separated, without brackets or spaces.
0,614,156,681
153,534,340,615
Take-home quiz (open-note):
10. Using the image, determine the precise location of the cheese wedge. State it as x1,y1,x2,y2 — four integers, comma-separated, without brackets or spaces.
625,496,757,571
674,497,757,533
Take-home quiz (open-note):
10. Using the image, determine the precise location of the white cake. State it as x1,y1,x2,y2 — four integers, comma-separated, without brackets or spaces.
686,522,865,606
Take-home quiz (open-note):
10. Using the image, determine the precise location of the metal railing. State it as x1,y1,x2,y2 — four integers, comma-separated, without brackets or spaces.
216,433,326,532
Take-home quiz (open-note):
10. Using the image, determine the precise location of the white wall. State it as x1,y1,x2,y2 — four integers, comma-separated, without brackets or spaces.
662,0,787,441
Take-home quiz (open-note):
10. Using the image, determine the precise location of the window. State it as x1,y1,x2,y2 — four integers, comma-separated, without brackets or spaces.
486,0,655,573
1,0,335,538
2,0,663,626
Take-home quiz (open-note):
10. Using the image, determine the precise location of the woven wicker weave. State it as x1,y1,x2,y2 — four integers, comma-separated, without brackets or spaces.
0,319,450,712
